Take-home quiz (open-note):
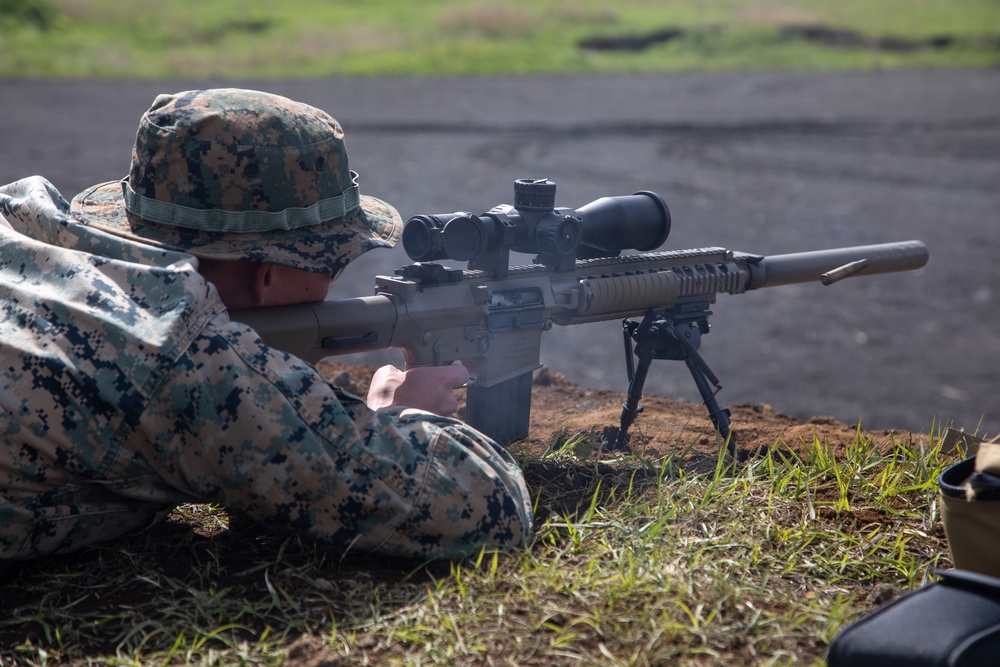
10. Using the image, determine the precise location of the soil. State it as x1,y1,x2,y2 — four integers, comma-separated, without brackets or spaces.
319,360,923,465
319,360,926,520
299,360,930,664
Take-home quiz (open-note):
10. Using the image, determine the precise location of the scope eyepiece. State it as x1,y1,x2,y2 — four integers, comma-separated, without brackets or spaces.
440,214,490,261
401,213,463,262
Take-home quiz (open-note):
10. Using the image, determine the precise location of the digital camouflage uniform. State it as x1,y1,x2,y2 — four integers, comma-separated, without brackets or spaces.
0,89,533,561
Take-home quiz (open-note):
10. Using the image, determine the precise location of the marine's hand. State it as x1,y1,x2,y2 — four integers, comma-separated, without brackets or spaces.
367,364,470,416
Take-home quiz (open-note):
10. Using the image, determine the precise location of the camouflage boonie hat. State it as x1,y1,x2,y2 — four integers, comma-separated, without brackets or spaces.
71,88,402,275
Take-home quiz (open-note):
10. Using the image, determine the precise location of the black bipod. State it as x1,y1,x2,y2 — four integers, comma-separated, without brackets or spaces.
611,303,740,461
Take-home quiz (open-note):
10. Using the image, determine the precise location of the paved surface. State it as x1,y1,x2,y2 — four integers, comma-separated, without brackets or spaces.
3,71,999,436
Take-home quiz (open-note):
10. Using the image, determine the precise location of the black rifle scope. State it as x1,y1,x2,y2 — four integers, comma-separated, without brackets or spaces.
402,179,671,273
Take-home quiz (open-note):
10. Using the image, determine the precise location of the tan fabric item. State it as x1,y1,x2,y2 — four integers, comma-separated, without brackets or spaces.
940,441,1000,577
975,441,1000,479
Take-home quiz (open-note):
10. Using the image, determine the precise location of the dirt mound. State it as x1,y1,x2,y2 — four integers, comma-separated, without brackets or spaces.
318,361,922,463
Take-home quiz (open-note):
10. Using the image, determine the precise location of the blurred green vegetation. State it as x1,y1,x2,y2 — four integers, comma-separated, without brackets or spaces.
1,0,998,78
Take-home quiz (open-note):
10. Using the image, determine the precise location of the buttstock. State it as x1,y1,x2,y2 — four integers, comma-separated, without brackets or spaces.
230,295,398,364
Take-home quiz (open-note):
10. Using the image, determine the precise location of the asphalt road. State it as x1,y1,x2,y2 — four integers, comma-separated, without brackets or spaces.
2,71,998,437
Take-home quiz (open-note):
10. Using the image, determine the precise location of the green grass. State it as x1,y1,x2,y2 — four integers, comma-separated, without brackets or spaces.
1,0,999,78
0,427,960,665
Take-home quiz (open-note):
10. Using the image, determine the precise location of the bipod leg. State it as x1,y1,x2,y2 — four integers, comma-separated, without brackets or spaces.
612,311,657,452
613,354,652,452
682,355,739,460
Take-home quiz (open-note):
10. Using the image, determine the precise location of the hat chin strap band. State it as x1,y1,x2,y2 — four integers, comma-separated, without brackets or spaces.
120,176,362,233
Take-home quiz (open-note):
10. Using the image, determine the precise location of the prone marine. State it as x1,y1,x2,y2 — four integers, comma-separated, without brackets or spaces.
0,88,534,562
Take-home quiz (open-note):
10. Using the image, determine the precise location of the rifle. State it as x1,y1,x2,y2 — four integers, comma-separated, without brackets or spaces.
232,179,928,458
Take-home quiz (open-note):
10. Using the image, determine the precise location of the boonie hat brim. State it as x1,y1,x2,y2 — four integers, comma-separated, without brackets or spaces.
72,178,402,276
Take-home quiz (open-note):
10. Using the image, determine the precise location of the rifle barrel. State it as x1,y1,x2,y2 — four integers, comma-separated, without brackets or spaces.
754,240,928,289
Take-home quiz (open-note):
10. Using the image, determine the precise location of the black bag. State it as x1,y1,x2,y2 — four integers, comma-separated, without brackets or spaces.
827,569,1000,666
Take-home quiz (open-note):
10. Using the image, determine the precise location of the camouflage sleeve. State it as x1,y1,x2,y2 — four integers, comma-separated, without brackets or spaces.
136,319,534,560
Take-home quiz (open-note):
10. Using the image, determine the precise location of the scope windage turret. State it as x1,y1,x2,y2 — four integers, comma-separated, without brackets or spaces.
401,179,671,274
